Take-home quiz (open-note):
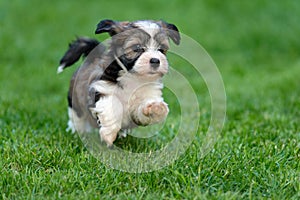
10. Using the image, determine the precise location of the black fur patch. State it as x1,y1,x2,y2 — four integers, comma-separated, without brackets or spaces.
88,87,104,108
119,54,141,71
100,60,123,83
99,52,142,83
67,90,72,108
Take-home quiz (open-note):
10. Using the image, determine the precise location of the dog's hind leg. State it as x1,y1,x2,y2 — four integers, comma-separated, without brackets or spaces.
66,107,94,133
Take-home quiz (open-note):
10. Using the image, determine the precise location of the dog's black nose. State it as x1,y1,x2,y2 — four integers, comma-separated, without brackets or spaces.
150,58,160,68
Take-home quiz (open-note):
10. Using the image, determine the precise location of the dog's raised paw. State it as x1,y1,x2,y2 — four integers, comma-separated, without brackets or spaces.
143,102,169,121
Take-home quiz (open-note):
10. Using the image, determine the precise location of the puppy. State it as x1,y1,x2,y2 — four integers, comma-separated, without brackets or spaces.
58,19,180,146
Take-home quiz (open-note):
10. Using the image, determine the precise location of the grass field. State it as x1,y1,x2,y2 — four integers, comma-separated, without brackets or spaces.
1,0,300,199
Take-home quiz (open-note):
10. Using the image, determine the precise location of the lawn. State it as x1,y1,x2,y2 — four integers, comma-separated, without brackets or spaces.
1,0,300,199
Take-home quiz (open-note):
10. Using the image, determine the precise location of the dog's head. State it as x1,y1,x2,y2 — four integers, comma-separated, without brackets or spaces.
95,19,180,79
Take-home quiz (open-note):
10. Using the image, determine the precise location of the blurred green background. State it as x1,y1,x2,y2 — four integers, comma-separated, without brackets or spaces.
0,0,299,199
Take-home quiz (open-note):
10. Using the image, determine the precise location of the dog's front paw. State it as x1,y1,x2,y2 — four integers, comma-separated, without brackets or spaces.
143,102,169,123
100,127,119,148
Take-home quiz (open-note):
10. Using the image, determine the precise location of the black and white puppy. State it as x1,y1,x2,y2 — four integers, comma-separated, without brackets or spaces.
58,19,180,146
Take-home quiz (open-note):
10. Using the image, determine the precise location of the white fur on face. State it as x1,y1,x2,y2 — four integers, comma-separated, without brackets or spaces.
133,50,168,77
130,21,169,77
134,20,162,49
134,21,160,37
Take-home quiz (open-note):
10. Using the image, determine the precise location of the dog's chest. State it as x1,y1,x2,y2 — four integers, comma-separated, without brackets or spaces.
116,75,163,106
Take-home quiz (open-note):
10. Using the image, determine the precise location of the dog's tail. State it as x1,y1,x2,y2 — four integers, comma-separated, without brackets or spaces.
57,37,100,74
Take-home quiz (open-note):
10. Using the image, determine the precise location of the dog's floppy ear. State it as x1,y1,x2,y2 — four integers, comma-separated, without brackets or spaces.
95,19,127,36
160,20,181,45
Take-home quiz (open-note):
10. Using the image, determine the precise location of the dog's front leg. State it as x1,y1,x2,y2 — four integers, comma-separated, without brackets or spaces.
132,100,169,126
90,95,123,147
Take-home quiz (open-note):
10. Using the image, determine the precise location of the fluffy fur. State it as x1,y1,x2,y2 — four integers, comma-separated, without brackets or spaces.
58,19,180,146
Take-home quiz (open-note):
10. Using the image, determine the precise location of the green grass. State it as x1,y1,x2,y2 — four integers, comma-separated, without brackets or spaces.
1,0,300,199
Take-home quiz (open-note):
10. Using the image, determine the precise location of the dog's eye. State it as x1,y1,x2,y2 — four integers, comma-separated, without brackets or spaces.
158,45,168,54
158,48,167,55
132,44,145,53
